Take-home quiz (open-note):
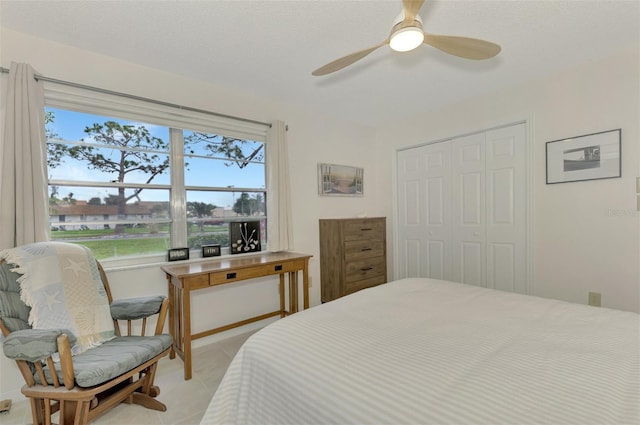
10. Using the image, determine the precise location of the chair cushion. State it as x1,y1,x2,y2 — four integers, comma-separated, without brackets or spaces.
1,242,116,355
0,262,30,332
110,295,165,320
41,334,172,388
4,329,63,362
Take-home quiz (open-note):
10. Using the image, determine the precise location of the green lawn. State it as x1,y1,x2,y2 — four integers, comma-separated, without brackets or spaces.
83,239,170,258
51,226,229,260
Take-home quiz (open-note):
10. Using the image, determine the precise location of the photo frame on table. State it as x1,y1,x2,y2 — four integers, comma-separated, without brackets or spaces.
318,163,364,196
168,247,189,261
229,221,261,254
546,129,621,184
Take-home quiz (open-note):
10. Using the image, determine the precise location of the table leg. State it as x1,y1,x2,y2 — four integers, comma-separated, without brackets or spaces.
167,276,176,359
289,272,299,313
303,263,309,310
279,274,285,317
183,287,192,380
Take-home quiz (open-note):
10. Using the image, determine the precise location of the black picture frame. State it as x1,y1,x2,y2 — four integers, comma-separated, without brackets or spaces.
546,129,621,184
229,222,261,254
202,244,221,257
168,247,190,262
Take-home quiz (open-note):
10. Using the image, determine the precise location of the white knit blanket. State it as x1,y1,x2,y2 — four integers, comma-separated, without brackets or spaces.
1,242,115,356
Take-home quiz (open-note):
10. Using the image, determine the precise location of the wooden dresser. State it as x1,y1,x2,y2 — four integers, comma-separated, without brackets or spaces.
319,217,387,302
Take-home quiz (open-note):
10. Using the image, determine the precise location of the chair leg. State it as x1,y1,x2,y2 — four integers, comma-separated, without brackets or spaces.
60,400,76,425
29,398,47,425
73,400,90,425
142,364,158,395
59,399,90,425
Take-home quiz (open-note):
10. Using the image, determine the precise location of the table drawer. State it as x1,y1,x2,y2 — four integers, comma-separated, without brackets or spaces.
209,261,301,286
183,274,209,289
345,257,385,282
344,239,385,261
343,219,385,242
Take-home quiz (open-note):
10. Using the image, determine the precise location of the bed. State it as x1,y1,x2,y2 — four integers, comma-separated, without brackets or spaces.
200,278,639,425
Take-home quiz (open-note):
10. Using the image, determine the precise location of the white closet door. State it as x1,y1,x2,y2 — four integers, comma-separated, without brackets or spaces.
485,125,527,293
451,133,486,286
397,143,452,280
396,123,527,293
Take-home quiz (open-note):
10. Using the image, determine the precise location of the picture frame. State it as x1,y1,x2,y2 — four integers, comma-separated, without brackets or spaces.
229,221,261,254
168,247,189,262
318,163,363,196
202,244,221,257
546,129,621,184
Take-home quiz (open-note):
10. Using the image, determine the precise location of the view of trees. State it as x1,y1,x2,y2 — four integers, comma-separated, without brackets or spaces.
45,111,266,252
48,120,170,234
232,192,264,216
185,132,264,169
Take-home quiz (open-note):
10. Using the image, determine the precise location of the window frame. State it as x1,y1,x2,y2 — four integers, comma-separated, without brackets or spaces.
43,82,270,268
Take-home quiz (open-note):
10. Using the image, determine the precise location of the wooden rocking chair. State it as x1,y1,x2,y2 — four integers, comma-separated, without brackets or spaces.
0,242,171,425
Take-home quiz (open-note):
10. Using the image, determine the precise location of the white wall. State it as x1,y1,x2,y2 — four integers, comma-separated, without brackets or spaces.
375,43,640,314
0,28,385,399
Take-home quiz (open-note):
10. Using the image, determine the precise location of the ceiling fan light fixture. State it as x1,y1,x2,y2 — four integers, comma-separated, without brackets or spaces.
389,26,424,52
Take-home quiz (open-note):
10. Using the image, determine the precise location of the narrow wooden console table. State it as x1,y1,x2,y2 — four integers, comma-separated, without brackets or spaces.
161,251,312,380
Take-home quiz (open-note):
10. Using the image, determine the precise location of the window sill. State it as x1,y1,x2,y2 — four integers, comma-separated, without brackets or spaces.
100,249,268,272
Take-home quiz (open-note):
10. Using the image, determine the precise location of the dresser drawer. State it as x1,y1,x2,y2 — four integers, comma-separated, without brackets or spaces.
344,239,385,261
343,219,385,241
344,274,386,295
345,257,385,282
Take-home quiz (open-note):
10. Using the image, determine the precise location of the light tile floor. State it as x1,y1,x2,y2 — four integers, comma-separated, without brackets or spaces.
0,331,254,425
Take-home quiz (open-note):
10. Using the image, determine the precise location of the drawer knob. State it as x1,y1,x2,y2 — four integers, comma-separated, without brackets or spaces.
226,272,237,279
361,267,373,271
361,248,372,252
274,264,283,271
361,228,372,231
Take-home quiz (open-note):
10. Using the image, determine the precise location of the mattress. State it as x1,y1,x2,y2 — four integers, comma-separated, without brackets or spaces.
200,278,640,425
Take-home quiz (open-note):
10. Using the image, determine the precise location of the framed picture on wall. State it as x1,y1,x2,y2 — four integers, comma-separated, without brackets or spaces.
546,129,621,184
318,163,364,196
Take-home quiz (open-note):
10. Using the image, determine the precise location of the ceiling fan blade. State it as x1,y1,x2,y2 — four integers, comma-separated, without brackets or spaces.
424,33,501,60
312,41,389,76
402,0,425,23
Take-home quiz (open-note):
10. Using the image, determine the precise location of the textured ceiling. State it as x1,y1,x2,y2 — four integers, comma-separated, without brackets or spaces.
1,0,639,127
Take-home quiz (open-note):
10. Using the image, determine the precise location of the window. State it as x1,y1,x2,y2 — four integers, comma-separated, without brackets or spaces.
44,93,268,263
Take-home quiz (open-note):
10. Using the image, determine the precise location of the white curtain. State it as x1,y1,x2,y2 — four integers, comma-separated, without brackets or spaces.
266,121,293,252
0,63,49,249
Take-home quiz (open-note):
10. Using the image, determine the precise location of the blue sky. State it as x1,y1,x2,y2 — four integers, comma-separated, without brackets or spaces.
46,108,265,208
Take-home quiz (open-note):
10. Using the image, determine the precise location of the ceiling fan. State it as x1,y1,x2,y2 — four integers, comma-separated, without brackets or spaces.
311,0,501,76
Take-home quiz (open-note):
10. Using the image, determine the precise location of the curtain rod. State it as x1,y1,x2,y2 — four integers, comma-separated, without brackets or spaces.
0,66,272,128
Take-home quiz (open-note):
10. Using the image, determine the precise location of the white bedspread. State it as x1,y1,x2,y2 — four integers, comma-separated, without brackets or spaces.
201,278,640,425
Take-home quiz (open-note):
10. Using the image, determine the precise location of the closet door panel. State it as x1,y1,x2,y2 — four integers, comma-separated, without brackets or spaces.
397,148,428,279
397,143,452,280
485,125,527,293
452,133,486,287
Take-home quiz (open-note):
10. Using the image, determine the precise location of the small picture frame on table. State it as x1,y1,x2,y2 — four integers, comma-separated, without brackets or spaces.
168,247,189,262
202,244,221,258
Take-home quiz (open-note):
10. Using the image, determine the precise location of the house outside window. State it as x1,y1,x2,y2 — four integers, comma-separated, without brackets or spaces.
44,103,267,264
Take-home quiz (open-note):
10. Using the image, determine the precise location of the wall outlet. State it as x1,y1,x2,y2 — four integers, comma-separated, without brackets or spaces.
588,291,601,307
